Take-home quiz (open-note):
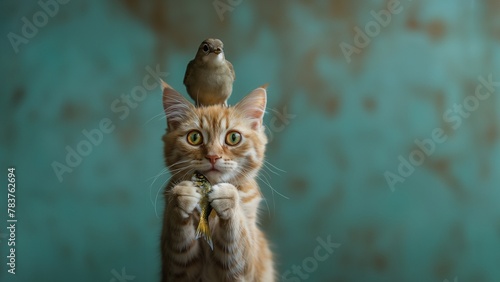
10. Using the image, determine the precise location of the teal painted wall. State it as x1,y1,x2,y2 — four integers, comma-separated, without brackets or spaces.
1,0,499,281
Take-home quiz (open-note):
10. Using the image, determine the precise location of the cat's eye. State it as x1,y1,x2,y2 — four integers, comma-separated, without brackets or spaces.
225,131,242,146
187,130,203,146
202,44,210,53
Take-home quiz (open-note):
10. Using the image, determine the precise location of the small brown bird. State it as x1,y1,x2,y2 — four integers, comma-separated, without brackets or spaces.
184,38,235,106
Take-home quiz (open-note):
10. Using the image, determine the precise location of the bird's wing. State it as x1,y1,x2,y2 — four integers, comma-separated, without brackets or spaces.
184,60,195,86
227,60,235,80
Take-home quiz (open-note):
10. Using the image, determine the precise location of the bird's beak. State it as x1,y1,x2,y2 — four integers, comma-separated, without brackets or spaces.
212,48,222,55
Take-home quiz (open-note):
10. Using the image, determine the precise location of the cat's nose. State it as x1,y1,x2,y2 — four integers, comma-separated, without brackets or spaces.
205,155,221,165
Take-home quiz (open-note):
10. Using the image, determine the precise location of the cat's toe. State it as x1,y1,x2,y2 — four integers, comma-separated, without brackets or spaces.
172,181,201,218
209,183,239,220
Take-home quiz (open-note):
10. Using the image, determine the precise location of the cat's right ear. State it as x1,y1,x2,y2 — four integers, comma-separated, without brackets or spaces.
161,79,194,130
235,86,267,130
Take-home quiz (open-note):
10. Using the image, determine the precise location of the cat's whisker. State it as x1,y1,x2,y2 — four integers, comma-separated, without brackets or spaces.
239,163,279,216
260,166,273,182
264,160,286,173
178,168,195,183
149,159,192,217
255,174,277,214
149,166,184,192
150,168,183,207
153,167,188,218
238,168,271,219
256,172,290,200
145,168,167,182
147,160,190,192
261,162,280,177
260,195,272,219
167,159,192,169
148,168,170,200
238,162,288,200
143,110,169,126
156,167,197,214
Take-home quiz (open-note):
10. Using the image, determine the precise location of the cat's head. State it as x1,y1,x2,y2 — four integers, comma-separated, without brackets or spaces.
161,81,267,185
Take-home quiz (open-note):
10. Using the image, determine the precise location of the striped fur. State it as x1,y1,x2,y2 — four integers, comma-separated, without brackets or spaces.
160,85,275,281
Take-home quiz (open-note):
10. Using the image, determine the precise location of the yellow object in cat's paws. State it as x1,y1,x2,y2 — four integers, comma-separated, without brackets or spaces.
192,171,214,250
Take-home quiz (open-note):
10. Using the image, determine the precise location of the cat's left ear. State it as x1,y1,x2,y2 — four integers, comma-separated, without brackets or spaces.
235,86,267,130
161,79,194,130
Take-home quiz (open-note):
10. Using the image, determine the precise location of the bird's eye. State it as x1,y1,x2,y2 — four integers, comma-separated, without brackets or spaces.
187,130,203,146
225,131,242,146
202,44,210,53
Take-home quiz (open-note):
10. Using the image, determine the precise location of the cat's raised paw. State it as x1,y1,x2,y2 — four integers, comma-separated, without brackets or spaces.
208,183,239,220
171,181,202,218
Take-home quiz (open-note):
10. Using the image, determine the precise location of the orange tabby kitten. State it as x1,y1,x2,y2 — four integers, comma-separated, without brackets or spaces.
160,81,275,281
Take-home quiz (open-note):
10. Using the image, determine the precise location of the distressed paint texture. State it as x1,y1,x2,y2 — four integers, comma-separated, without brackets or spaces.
1,0,499,281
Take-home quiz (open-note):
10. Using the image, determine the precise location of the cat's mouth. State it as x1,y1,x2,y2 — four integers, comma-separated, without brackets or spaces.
204,162,223,173
195,160,237,183
204,167,221,174
202,169,224,184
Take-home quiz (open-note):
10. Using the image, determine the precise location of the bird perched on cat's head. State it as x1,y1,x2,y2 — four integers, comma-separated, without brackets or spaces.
184,38,235,106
